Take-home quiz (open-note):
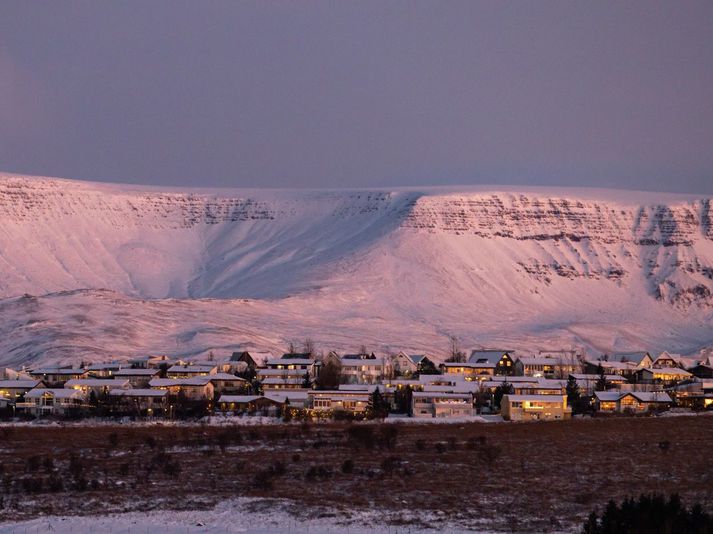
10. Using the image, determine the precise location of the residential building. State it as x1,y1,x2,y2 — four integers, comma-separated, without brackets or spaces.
109,389,169,415
113,368,161,387
594,391,673,413
636,367,693,385
149,377,215,401
28,367,87,385
0,380,44,403
339,353,391,384
217,394,282,414
467,350,515,375
65,378,130,396
411,391,473,418
19,388,87,416
501,394,571,421
515,356,579,378
166,364,218,378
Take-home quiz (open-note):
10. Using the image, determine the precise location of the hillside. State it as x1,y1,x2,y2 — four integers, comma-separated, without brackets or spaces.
0,173,712,366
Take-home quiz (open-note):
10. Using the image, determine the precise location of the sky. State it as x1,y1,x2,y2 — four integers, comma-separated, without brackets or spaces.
1,1,712,193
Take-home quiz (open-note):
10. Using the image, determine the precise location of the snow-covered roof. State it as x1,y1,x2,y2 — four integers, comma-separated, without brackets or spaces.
262,377,305,385
65,379,130,388
209,373,247,381
218,395,261,403
110,389,167,398
645,367,692,376
30,368,85,375
570,373,626,381
594,391,622,402
338,384,379,392
412,391,471,400
630,391,673,403
266,358,315,366
114,368,160,376
85,363,122,371
595,391,673,403
517,356,571,365
608,352,651,365
149,377,212,387
468,350,513,364
442,361,496,369
167,365,217,373
503,394,565,403
25,388,83,399
0,380,42,389
264,391,309,402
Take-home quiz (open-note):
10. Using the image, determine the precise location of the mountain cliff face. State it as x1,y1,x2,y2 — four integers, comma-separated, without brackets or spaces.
0,174,711,365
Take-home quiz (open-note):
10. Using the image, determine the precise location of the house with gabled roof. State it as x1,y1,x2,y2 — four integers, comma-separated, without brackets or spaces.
594,390,672,413
652,351,684,369
28,367,87,386
391,352,419,377
166,364,218,378
19,388,87,416
607,352,653,368
149,377,215,401
217,394,283,414
113,368,161,387
636,367,692,385
440,361,496,380
0,379,45,403
467,350,515,375
231,351,274,369
65,378,130,396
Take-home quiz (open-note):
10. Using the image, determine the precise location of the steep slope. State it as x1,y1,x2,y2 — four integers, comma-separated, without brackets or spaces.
0,173,712,366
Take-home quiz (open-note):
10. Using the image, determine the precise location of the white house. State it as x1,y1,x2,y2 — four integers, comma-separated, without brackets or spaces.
501,394,571,421
20,388,86,416
411,391,473,419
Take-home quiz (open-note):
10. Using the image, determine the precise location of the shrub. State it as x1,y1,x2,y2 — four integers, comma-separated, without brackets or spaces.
347,426,375,450
108,432,119,448
25,456,41,473
435,442,446,454
378,426,398,450
582,494,713,534
305,465,332,481
478,444,502,463
381,456,401,476
47,474,63,493
341,459,354,474
415,439,427,451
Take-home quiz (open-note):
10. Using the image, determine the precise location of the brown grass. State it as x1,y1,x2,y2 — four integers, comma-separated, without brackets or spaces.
0,415,711,531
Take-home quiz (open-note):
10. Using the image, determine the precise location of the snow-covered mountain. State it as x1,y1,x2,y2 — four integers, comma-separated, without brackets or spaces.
1,173,712,366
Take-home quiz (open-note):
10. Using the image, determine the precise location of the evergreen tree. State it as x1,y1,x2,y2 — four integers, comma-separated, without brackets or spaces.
301,372,313,389
565,376,580,407
595,367,608,392
493,381,514,410
367,387,389,419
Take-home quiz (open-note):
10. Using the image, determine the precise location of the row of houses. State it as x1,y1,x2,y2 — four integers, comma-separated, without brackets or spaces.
1,347,711,421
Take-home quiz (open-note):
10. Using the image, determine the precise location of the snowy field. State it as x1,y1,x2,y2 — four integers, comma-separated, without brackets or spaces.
0,498,491,534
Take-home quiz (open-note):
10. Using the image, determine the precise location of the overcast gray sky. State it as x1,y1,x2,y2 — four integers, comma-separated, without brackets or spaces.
1,1,712,192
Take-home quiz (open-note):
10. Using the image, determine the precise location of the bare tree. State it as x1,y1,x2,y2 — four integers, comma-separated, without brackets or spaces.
287,341,296,354
446,335,466,363
359,344,368,356
303,338,316,355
